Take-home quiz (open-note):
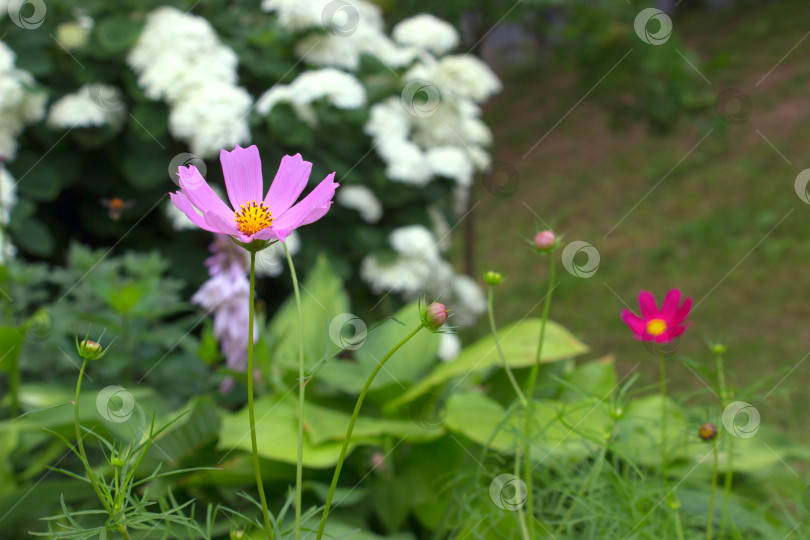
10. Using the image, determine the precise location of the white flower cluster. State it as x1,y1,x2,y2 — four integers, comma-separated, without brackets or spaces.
127,7,251,158
336,184,382,223
256,68,366,126
47,83,126,130
263,0,417,71
0,41,47,161
360,225,486,327
392,14,459,55
0,166,17,263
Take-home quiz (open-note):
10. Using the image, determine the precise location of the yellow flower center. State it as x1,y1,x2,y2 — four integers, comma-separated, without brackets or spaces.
646,319,667,336
234,201,273,236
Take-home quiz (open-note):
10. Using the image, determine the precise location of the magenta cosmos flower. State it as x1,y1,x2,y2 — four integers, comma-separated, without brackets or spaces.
621,289,692,343
170,145,338,244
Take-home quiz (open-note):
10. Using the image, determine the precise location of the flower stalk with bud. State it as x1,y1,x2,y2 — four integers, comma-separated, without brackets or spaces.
315,302,446,540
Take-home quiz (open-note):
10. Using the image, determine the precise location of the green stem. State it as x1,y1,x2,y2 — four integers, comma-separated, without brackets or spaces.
513,431,531,540
74,357,112,513
707,439,719,540
118,526,131,540
315,324,425,540
522,255,555,536
247,252,272,539
487,287,527,406
716,352,733,532
283,243,305,540
659,355,668,480
674,504,685,540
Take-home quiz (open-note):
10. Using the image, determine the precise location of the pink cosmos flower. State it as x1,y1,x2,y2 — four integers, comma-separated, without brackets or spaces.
621,289,692,343
170,145,338,243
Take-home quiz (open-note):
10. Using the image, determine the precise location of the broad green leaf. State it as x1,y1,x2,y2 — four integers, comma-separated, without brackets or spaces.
558,355,617,401
444,391,612,461
387,319,588,409
0,327,23,376
145,396,220,466
219,394,439,468
267,255,350,372
317,302,439,394
612,394,687,467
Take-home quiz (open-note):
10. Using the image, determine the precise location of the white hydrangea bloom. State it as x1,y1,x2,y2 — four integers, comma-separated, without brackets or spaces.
262,0,384,32
0,41,46,161
438,333,461,361
0,227,15,265
392,14,459,55
47,84,126,129
127,7,251,157
426,146,474,187
365,97,411,141
375,138,432,186
0,166,16,224
256,68,366,125
405,55,502,103
255,231,301,277
168,83,252,159
337,184,382,223
449,274,487,326
389,225,437,259
128,7,239,102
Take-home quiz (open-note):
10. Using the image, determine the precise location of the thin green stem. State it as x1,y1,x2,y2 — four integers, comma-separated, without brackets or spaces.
716,352,733,532
707,439,719,540
9,346,19,416
247,252,272,539
283,243,305,540
74,357,112,513
674,504,685,540
513,431,531,540
315,324,425,540
118,526,131,540
659,355,668,480
522,255,555,536
487,287,527,406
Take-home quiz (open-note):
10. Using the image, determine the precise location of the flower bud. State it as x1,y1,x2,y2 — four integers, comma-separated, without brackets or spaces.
534,230,556,251
710,342,727,355
230,531,245,540
79,339,103,360
698,422,718,442
424,302,448,331
110,456,126,468
484,271,503,286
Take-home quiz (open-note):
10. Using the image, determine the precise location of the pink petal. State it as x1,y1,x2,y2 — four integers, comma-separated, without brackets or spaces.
674,296,693,324
178,165,233,222
169,192,218,233
273,173,338,231
263,154,313,216
621,309,646,336
204,211,240,237
220,145,264,210
638,290,658,319
659,289,682,321
253,227,284,242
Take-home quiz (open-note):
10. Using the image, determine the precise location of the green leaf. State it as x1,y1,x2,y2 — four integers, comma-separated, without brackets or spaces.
95,15,144,54
387,319,589,409
558,355,617,401
10,217,54,257
218,394,440,468
0,327,23,376
317,302,439,394
266,255,350,373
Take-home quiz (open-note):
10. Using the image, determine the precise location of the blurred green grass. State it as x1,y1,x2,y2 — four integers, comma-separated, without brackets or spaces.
467,0,810,436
